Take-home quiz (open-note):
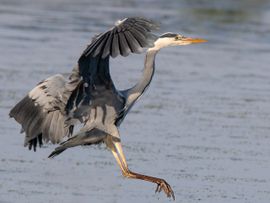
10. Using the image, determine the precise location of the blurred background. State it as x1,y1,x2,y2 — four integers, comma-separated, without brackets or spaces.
1,0,270,202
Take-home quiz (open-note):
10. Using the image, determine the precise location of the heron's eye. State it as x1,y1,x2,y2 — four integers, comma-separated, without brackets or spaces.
175,35,183,40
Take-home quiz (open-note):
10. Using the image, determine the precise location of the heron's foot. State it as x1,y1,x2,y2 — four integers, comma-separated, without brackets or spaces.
155,179,175,200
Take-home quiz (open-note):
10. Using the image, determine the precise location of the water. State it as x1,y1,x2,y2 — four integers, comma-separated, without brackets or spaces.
1,0,270,202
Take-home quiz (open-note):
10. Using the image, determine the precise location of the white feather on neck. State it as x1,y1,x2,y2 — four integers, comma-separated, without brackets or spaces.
148,37,174,51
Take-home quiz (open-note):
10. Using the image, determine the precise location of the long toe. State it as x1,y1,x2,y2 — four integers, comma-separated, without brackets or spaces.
155,179,175,200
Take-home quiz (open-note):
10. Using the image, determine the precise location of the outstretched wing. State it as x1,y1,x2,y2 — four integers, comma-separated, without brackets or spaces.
82,17,159,58
9,73,80,151
68,17,159,116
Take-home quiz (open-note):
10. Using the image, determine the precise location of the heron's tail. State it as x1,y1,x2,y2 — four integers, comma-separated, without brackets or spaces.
48,146,67,158
48,134,84,158
48,128,107,158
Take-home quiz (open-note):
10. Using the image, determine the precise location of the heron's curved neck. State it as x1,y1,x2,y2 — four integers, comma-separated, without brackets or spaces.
125,49,159,106
135,40,166,93
137,49,158,93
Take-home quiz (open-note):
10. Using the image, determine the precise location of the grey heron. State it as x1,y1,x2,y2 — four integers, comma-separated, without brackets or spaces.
9,17,206,200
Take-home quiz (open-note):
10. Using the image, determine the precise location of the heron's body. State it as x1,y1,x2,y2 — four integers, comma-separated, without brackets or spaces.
10,17,206,200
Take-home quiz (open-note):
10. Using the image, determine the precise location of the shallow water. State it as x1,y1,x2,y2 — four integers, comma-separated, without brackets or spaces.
1,0,270,202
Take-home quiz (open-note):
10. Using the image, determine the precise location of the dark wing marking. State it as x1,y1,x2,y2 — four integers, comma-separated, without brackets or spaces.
82,17,159,59
9,73,80,150
74,17,159,103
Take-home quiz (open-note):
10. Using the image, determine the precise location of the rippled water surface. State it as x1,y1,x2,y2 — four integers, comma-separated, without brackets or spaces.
1,0,270,202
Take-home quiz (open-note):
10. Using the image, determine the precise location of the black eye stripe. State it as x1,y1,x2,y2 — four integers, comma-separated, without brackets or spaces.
160,33,178,38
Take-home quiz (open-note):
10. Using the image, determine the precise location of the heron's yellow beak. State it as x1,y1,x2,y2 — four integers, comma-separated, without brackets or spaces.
182,37,207,44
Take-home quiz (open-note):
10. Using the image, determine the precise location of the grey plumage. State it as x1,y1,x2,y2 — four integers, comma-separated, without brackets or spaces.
9,74,79,150
48,128,107,158
9,17,205,199
9,17,159,152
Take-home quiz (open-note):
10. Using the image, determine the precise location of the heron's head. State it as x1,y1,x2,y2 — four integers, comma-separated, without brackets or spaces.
151,32,207,50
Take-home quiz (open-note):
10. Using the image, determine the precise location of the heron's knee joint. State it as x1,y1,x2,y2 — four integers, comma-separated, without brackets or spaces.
122,169,136,179
121,169,130,177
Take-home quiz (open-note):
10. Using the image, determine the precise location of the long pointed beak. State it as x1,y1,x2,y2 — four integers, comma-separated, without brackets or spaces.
182,37,207,44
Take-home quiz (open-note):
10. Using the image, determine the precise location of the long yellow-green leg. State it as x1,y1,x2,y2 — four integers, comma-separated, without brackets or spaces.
106,136,175,200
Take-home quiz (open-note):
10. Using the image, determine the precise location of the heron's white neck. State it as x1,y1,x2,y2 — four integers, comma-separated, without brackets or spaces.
131,38,172,95
148,38,171,51
125,48,158,107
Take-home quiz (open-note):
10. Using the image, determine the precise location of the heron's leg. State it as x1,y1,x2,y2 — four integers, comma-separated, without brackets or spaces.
107,137,175,200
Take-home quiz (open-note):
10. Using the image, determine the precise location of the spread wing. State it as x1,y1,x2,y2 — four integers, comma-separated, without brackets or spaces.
70,17,159,116
82,17,159,58
9,72,81,151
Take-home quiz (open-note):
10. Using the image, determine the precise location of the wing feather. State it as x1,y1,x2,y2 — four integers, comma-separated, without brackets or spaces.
82,17,159,59
10,74,80,150
93,33,110,57
129,27,150,47
111,33,120,58
124,30,143,53
102,32,113,58
118,32,131,56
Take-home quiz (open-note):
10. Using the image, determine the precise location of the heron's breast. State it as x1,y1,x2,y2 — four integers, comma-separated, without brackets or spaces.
88,104,119,125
